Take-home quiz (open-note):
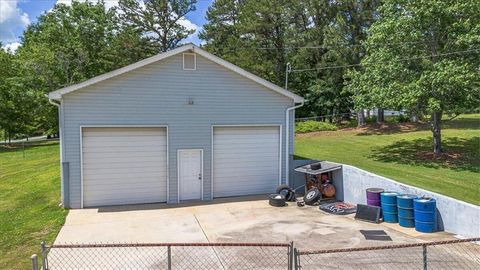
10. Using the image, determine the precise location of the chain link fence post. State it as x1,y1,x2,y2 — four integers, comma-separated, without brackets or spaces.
31,254,38,270
41,241,48,270
167,245,172,270
294,248,300,270
288,241,294,270
422,244,428,270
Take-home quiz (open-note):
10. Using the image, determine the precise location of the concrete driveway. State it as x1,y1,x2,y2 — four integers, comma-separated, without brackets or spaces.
55,195,453,249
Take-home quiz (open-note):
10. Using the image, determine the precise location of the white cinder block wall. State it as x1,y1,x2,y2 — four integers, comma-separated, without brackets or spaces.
292,160,480,238
336,164,480,238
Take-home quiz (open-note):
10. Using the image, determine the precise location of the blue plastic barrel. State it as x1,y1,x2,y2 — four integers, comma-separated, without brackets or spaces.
397,194,417,228
414,197,436,233
381,192,399,223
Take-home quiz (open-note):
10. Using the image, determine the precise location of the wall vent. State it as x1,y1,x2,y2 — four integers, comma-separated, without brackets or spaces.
183,53,196,70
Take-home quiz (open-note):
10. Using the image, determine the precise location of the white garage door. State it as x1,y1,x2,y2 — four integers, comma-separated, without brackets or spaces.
82,127,167,207
213,126,280,197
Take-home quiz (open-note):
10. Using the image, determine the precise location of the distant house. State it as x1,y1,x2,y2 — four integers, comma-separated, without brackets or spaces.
48,44,304,208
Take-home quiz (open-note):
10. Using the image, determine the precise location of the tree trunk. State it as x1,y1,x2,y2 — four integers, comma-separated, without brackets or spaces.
411,113,418,123
431,111,442,154
377,108,385,123
411,104,419,122
357,110,365,127
366,109,370,118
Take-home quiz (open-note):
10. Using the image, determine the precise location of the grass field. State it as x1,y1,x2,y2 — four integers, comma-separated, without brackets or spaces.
295,114,480,205
0,115,478,268
0,141,67,269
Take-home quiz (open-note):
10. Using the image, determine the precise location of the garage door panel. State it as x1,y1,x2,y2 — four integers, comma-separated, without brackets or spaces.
211,162,279,171
84,135,165,140
82,140,167,148
83,169,167,179
82,127,167,207
83,166,165,176
213,146,279,153
83,128,165,136
84,179,167,188
86,195,162,207
84,183,165,193
83,156,166,166
83,151,166,160
213,126,280,198
214,156,278,162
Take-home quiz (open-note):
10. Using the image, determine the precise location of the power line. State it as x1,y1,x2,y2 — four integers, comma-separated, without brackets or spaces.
289,48,480,72
256,40,435,50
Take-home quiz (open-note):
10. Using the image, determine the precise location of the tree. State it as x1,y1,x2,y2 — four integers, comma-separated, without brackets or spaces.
0,46,38,143
199,0,243,65
13,0,150,137
348,0,479,154
118,0,197,52
199,0,379,119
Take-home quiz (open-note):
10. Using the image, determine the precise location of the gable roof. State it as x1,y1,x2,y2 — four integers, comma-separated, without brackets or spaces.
48,44,304,102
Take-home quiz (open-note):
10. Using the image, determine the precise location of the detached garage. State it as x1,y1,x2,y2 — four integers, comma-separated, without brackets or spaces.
48,44,304,208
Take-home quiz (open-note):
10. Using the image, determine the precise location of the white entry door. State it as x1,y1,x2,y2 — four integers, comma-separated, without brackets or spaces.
178,149,203,201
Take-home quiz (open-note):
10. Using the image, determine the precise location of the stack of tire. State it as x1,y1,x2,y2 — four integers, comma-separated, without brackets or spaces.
269,185,295,207
269,185,322,207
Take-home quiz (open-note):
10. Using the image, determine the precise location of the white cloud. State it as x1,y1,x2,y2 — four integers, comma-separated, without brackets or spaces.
178,17,200,44
2,42,21,53
0,0,30,43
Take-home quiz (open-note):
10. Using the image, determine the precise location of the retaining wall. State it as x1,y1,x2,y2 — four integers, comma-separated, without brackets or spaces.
292,160,480,238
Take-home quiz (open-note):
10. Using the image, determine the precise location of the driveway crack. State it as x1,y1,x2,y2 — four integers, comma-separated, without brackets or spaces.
194,214,226,269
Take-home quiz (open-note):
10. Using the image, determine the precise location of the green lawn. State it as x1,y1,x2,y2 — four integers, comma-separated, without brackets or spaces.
295,114,480,205
0,141,67,270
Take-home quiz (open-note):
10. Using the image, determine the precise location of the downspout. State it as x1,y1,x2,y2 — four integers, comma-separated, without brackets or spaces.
48,97,61,107
47,95,66,207
285,101,304,186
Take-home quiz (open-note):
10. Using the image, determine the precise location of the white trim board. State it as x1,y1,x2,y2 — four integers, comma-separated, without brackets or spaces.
48,44,303,103
79,125,169,208
182,52,197,70
177,149,204,203
210,124,282,198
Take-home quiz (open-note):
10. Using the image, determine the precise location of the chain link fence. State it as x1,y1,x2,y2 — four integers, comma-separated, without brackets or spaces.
294,238,480,270
31,238,480,270
33,242,292,270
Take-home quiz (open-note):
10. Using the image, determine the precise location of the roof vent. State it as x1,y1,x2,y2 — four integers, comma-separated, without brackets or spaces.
183,53,196,70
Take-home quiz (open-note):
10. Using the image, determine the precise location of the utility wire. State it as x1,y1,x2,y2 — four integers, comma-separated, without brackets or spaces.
289,48,480,72
256,40,436,50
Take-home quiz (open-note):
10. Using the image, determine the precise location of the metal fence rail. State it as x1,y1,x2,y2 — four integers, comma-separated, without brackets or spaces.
294,238,480,270
37,242,292,270
31,238,480,270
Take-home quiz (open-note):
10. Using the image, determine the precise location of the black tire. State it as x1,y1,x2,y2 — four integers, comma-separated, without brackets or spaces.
269,194,286,207
276,185,294,201
304,188,321,205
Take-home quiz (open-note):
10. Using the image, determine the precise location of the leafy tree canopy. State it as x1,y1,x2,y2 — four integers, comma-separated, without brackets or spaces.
118,0,197,52
347,0,480,153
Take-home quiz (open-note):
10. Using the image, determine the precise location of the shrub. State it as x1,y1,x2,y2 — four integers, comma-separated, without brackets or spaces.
295,121,338,133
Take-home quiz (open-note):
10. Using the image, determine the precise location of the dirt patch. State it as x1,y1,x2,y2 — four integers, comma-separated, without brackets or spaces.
296,122,427,138
296,130,347,138
415,151,464,166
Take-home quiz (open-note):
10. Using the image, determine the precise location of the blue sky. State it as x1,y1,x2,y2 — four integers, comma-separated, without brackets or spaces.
0,0,213,51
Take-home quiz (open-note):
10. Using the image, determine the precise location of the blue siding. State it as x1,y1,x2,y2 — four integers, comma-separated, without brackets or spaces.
62,53,295,208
